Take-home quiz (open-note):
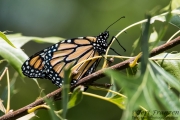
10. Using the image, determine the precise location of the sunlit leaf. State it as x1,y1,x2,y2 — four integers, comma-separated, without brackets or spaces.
108,94,126,109
0,99,6,113
0,39,28,76
161,1,180,13
5,33,64,48
0,32,16,48
153,53,180,81
171,0,180,10
150,15,166,23
149,28,158,43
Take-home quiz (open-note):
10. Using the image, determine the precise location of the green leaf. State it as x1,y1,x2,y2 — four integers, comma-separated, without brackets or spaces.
104,69,142,104
57,87,83,115
108,94,126,109
105,78,118,98
131,28,158,56
149,28,158,43
149,61,180,110
152,6,172,46
33,36,64,44
131,36,140,56
140,15,151,74
150,60,180,92
0,32,16,48
105,69,152,120
126,64,138,76
0,39,28,76
171,0,180,10
43,93,60,120
62,67,71,119
170,10,180,28
67,87,83,109
105,59,180,120
161,1,180,13
149,28,159,51
5,33,64,48
153,53,180,81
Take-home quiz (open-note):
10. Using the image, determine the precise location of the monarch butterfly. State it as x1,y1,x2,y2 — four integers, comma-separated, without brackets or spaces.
21,17,125,87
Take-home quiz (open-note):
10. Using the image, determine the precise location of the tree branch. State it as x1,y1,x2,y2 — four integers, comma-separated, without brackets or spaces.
1,36,180,120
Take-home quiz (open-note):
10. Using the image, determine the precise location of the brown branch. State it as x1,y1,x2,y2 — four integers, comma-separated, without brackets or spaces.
1,36,180,120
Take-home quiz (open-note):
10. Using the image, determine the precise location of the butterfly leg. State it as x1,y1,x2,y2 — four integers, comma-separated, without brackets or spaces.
108,36,126,52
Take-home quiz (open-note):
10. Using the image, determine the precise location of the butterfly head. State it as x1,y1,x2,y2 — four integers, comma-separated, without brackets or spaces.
94,31,109,54
97,30,109,41
99,31,109,40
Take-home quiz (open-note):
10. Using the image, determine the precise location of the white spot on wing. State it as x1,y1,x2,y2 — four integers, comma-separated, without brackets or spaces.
67,40,71,43
78,37,83,39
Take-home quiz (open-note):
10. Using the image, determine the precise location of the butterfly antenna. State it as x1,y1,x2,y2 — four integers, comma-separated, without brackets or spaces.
105,16,125,31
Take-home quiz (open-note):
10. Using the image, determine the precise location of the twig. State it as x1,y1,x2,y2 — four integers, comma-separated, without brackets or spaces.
1,36,180,120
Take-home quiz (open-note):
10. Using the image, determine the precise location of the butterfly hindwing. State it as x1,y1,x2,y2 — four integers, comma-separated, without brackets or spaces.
21,48,49,78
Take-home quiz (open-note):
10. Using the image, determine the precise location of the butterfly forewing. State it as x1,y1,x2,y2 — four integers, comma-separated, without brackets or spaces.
45,38,99,86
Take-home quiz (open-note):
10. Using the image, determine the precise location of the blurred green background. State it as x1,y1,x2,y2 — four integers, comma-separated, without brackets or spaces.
0,0,176,120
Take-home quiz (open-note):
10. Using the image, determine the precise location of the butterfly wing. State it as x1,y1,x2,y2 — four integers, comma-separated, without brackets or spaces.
45,37,100,86
22,36,101,87
81,58,101,77
21,48,49,78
